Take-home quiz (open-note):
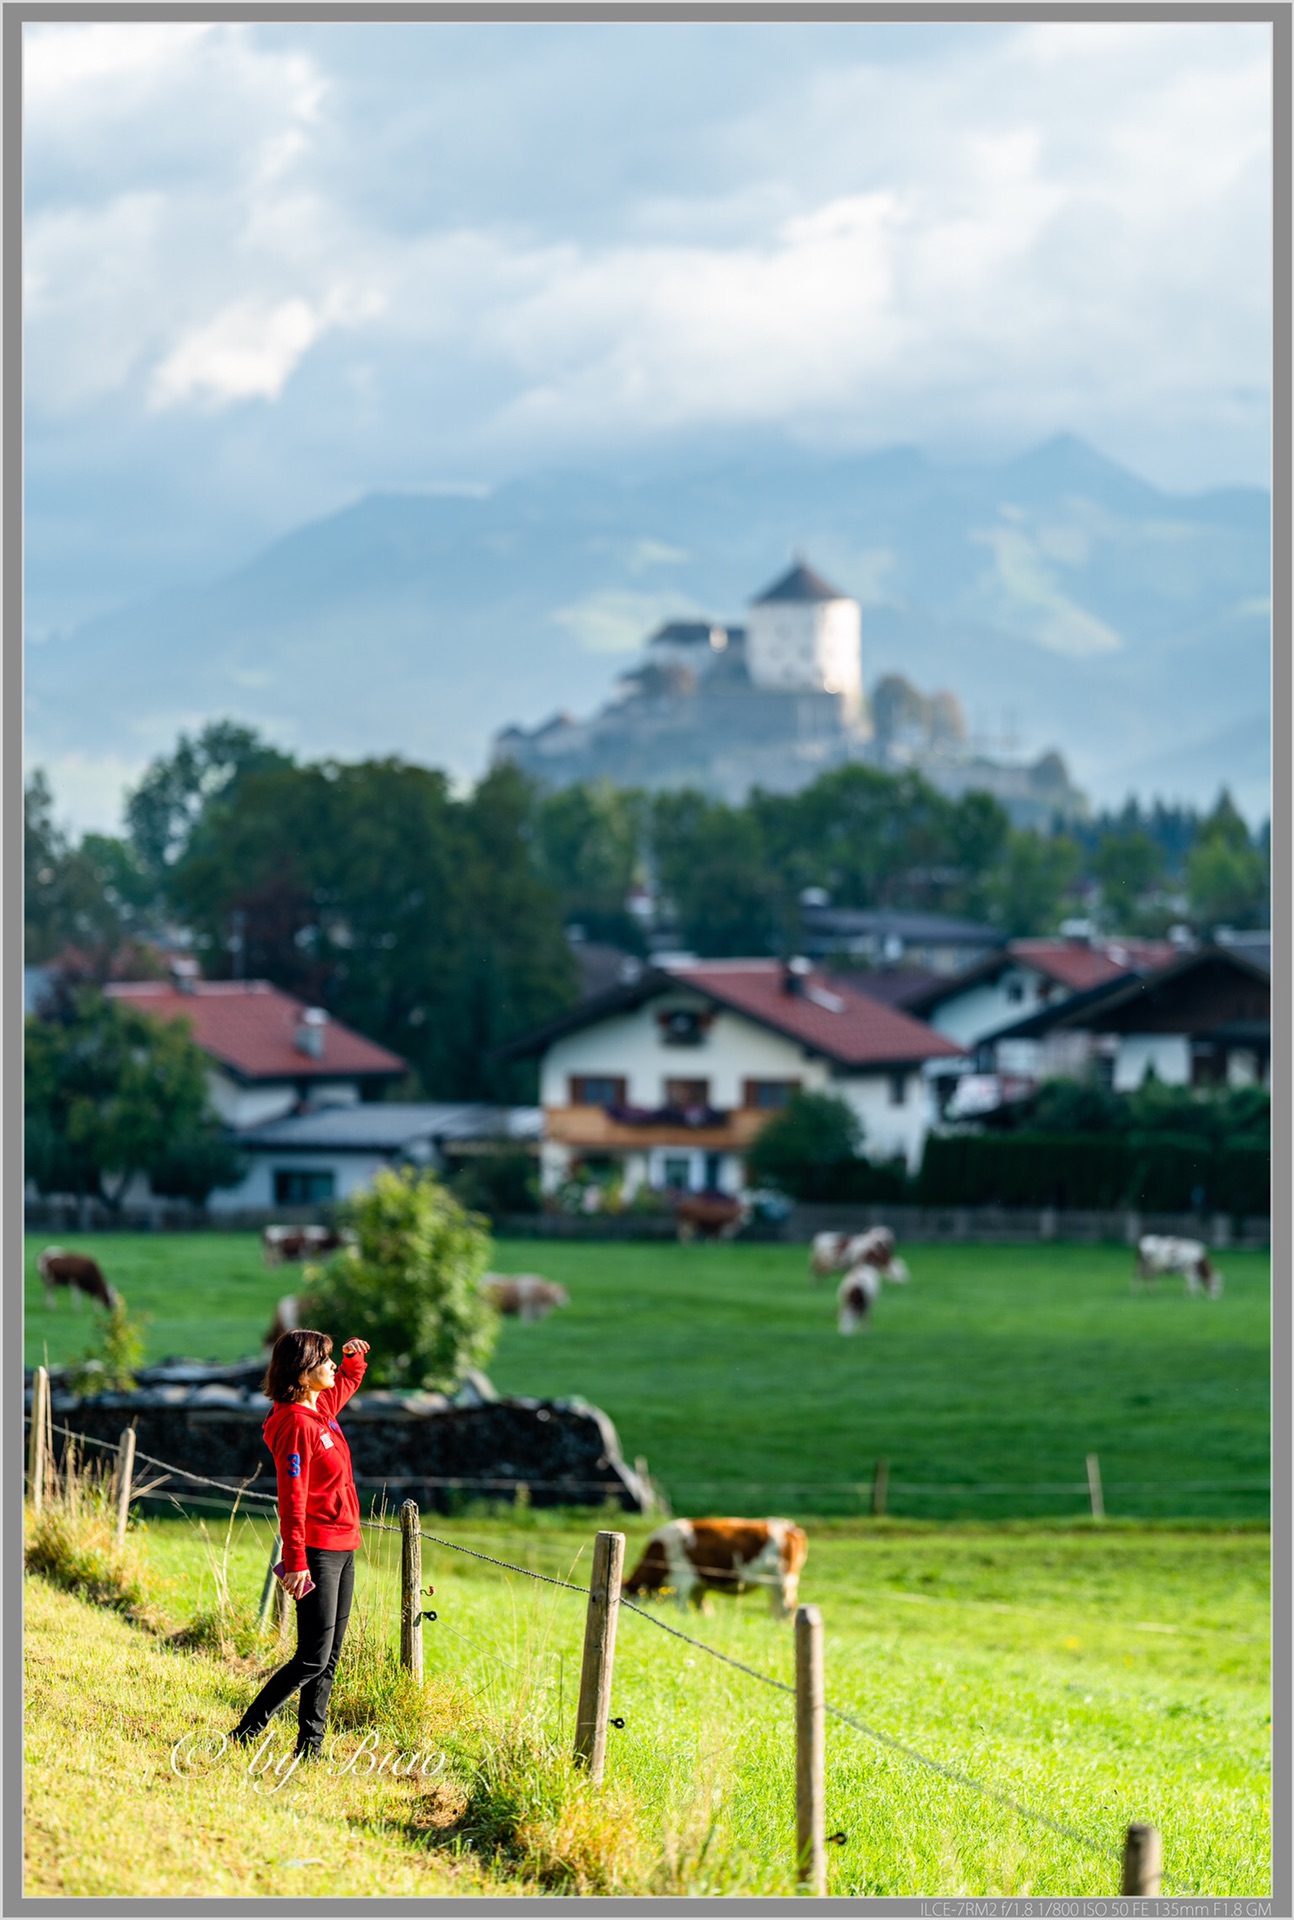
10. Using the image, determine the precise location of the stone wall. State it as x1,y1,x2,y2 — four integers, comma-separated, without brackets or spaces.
32,1359,649,1513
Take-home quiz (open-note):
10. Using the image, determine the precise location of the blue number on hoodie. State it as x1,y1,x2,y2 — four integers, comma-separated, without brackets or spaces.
288,1452,301,1477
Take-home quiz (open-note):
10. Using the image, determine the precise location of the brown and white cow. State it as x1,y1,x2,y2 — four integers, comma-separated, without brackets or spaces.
809,1226,909,1285
623,1517,808,1619
262,1224,356,1268
837,1262,883,1334
1134,1235,1223,1298
481,1274,570,1321
674,1195,750,1243
37,1248,119,1311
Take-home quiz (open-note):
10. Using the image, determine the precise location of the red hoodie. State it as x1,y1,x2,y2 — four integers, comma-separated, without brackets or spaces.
263,1349,367,1571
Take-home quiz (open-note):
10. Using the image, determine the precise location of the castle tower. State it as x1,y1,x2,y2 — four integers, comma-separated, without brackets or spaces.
745,559,864,723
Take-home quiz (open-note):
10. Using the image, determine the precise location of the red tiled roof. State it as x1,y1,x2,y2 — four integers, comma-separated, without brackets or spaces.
669,961,964,1067
104,981,407,1082
1009,940,1178,994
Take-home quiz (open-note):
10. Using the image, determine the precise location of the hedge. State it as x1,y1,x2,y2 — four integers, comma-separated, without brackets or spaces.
915,1130,1270,1215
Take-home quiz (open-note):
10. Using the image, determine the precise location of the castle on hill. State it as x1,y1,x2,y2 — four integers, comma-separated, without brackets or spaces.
494,560,1087,831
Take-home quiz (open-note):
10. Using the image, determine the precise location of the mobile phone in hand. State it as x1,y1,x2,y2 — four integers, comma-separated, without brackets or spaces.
273,1560,317,1597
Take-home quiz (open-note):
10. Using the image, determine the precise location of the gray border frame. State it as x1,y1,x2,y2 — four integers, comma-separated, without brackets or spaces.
6,6,1287,1916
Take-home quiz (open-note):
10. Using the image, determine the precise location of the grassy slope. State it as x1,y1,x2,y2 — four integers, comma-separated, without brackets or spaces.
25,1234,1270,1519
23,1577,518,1899
29,1513,1271,1897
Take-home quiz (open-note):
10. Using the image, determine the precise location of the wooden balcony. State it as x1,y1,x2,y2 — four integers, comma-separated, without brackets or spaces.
544,1105,773,1152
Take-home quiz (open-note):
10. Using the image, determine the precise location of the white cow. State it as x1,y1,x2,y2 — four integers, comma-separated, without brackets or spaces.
1134,1235,1223,1299
810,1226,909,1285
837,1262,883,1334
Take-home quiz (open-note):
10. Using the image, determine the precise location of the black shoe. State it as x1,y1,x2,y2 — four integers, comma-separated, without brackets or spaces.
293,1743,323,1764
228,1725,262,1750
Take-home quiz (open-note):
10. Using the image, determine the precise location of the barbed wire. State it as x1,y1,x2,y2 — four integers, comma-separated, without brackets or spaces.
35,1417,281,1506
362,1516,587,1592
618,1598,1194,1893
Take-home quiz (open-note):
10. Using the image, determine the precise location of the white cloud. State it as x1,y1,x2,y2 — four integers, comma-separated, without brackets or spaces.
150,285,382,409
20,17,1274,644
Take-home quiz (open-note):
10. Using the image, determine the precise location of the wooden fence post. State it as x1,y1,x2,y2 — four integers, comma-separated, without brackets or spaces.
113,1427,136,1547
257,1532,283,1633
870,1458,889,1518
1086,1452,1105,1521
399,1499,424,1682
1121,1822,1162,1894
28,1367,49,1515
795,1603,826,1895
573,1529,625,1783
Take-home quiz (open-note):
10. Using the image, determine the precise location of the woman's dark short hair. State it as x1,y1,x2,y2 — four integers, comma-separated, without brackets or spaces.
262,1328,334,1404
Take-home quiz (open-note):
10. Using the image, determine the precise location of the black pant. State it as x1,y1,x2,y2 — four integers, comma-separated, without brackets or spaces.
234,1547,355,1751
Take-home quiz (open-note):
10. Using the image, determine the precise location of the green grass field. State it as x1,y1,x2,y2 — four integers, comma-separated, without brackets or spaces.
25,1232,1271,1521
25,1510,1271,1897
24,1231,1271,1895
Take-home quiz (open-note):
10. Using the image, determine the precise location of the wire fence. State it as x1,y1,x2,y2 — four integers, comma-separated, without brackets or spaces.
24,1401,1240,1895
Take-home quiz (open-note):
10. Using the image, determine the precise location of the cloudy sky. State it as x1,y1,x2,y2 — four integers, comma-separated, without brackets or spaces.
23,17,1272,817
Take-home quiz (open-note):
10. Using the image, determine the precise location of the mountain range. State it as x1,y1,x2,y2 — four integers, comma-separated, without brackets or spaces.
25,432,1271,823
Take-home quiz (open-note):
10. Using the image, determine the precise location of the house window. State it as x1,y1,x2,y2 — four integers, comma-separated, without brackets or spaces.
661,1155,693,1190
569,1076,627,1108
742,1079,799,1110
274,1169,336,1206
658,1008,708,1047
664,1078,710,1109
888,1072,908,1106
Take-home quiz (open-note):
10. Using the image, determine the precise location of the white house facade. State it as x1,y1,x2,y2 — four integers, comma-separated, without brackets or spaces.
502,958,964,1196
211,1103,542,1213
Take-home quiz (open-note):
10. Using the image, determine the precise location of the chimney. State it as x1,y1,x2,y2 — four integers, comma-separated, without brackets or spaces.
170,956,201,995
782,956,812,996
295,1006,328,1059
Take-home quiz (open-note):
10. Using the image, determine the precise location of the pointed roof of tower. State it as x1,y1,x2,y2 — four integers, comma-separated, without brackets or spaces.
752,558,849,605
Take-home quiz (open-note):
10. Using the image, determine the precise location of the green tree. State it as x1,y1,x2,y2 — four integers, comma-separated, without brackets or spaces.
983,830,1083,936
125,719,293,893
298,1166,497,1391
651,791,786,955
24,773,128,967
1091,830,1165,929
745,1089,863,1199
533,780,650,951
167,757,576,1100
1186,792,1268,932
24,990,242,1209
749,764,1010,920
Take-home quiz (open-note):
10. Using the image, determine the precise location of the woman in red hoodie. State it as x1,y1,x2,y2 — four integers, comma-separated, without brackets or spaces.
229,1327,370,1761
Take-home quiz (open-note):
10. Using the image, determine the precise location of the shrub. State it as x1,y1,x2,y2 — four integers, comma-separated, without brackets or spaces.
746,1090,863,1201
66,1295,149,1397
299,1166,497,1392
451,1147,540,1222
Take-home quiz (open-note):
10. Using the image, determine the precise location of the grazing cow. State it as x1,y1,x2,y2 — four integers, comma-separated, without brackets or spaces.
674,1194,750,1243
481,1274,570,1322
809,1226,909,1285
262,1224,355,1268
38,1248,118,1311
1134,1235,1223,1299
263,1296,300,1348
623,1517,808,1619
837,1262,882,1334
